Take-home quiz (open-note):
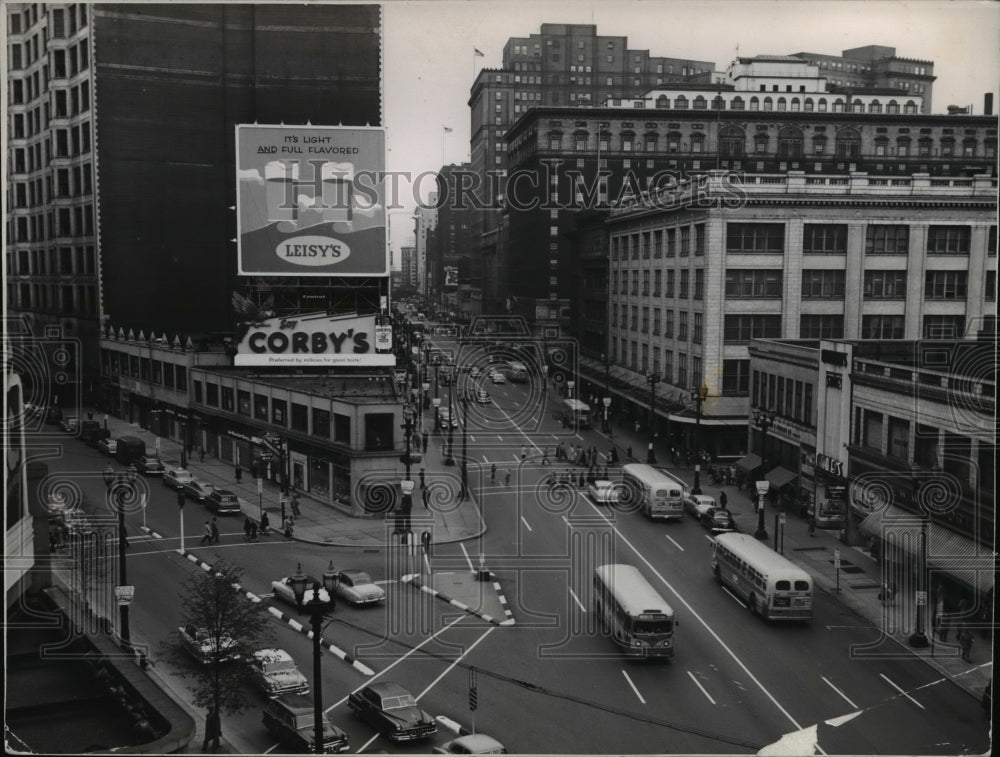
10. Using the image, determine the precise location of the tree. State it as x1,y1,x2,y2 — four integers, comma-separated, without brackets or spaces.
167,561,274,746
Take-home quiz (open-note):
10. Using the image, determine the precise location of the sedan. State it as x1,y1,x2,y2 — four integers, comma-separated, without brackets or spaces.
333,570,386,605
207,489,241,515
587,480,619,505
433,734,508,754
469,366,481,378
271,575,332,608
98,437,118,456
700,506,737,533
60,416,80,433
683,493,717,519
178,625,240,665
475,388,491,404
489,371,506,384
183,479,216,503
347,682,437,742
134,456,165,476
248,648,309,697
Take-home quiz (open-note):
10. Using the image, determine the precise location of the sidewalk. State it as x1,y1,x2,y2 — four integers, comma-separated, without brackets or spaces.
591,417,993,704
91,408,485,549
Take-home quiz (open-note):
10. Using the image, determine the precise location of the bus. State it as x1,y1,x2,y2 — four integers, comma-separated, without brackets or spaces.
503,361,529,383
593,564,676,659
620,464,685,520
711,532,813,622
553,398,591,429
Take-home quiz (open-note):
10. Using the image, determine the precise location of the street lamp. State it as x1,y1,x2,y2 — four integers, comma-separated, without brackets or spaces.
444,370,456,466
263,433,289,523
103,463,136,648
908,465,930,648
752,407,776,540
754,480,770,541
601,353,612,433
645,372,660,464
691,383,708,494
422,381,430,412
289,562,340,755
461,390,470,498
179,418,188,469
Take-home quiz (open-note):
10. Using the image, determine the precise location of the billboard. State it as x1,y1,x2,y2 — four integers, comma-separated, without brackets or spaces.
235,312,396,367
236,125,387,276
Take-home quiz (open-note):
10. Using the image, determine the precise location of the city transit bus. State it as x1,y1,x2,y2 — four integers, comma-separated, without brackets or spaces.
593,564,676,659
503,361,529,383
711,532,813,622
620,464,685,520
554,398,591,429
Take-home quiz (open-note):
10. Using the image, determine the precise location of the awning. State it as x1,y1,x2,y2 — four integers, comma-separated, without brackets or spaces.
765,466,798,490
735,453,762,473
859,506,995,593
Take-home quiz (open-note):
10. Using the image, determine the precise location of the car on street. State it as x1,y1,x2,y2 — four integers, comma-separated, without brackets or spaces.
178,625,240,665
475,388,490,404
247,648,309,697
436,408,459,429
163,465,194,490
433,734,508,754
98,437,118,457
183,479,216,503
207,489,241,514
489,371,506,384
60,416,80,433
271,574,331,608
469,366,481,378
587,480,619,505
683,493,717,519
332,569,386,605
262,693,350,753
347,682,437,742
700,506,737,533
134,456,165,476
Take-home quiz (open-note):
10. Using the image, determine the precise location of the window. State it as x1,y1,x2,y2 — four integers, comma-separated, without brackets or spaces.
925,271,968,299
333,413,351,445
724,269,782,298
726,223,784,254
927,226,971,255
987,270,996,301
803,224,848,254
206,383,219,407
862,315,905,339
861,409,883,451
800,315,844,339
835,129,861,159
237,390,251,416
694,268,704,299
722,360,751,395
863,270,907,299
723,315,781,343
677,354,688,387
312,408,331,438
193,380,203,404
221,386,234,411
664,309,674,337
666,228,676,256
272,399,287,426
653,269,662,295
679,269,689,298
865,225,909,255
801,270,846,298
254,393,269,421
176,367,187,393
693,313,703,343
665,270,675,297
653,307,661,335
364,413,394,451
291,403,309,432
680,227,690,256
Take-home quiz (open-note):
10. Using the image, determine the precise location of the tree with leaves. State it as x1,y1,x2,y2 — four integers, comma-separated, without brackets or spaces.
167,561,274,752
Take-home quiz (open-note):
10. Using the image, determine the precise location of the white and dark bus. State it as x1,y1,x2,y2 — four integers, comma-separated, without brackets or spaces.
593,564,676,659
553,398,591,429
620,464,685,520
712,532,813,622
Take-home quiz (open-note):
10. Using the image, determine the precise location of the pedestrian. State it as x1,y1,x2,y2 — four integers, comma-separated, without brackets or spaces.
719,491,728,510
235,464,242,483
959,628,973,662
210,517,220,544
422,487,430,509
422,430,429,454
199,520,212,545
203,707,221,753
420,467,427,489
491,463,497,484
290,494,301,518
520,445,528,462
259,510,270,535
243,516,253,541
627,444,633,460
504,469,511,487
283,515,294,538
200,447,205,463
542,446,550,464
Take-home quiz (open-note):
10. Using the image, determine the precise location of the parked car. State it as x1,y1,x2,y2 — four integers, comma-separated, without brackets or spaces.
436,408,458,430
178,625,240,665
433,734,508,754
85,427,111,447
98,437,119,457
183,479,216,503
587,480,619,505
134,456,165,476
207,489,241,515
163,465,194,490
332,569,386,605
248,648,309,697
475,388,490,404
271,574,326,608
347,682,437,743
489,371,506,384
683,493,717,519
60,416,80,433
114,435,147,465
262,693,350,754
700,507,737,533
78,419,102,442
469,366,481,378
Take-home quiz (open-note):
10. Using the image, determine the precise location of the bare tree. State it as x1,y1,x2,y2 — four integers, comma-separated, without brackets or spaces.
168,561,274,749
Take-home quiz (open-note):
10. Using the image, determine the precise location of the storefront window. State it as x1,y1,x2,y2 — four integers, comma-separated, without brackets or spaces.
272,399,286,426
313,408,331,438
310,457,330,498
254,393,269,421
332,463,351,504
364,413,393,451
237,390,251,416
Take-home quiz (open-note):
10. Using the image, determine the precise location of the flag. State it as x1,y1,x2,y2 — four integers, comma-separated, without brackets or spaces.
474,48,484,57
443,126,453,133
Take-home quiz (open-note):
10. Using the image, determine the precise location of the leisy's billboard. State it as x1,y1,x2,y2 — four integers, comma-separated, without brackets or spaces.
236,125,387,276
235,312,395,367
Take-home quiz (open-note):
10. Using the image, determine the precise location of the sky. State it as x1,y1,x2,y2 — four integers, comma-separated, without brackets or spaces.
381,0,1000,252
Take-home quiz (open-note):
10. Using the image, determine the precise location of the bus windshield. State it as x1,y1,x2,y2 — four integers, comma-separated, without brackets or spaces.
632,618,673,634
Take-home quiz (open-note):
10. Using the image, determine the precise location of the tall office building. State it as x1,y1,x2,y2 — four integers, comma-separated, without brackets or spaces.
5,3,382,404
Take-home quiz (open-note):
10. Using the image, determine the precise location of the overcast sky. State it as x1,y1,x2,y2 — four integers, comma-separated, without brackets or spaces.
382,0,999,250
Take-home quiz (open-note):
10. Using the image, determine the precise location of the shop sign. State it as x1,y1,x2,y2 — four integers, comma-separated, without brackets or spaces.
235,312,396,367
816,453,844,478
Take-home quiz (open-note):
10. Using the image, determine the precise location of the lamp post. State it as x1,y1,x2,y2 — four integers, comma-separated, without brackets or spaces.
444,371,456,466
422,381,430,412
601,353,612,433
645,372,660,464
752,407,775,540
461,390,470,498
263,434,289,522
398,406,415,537
908,466,930,648
103,464,135,648
289,562,339,755
691,382,708,494
754,480,770,542
179,418,188,469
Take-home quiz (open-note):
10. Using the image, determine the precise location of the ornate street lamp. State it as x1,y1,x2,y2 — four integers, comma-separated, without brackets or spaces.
645,372,660,464
691,382,709,494
104,463,137,647
908,465,930,648
461,390,470,498
601,352,612,433
752,407,776,540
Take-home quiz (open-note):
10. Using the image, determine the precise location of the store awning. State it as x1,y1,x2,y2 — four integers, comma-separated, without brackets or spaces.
735,453,762,473
765,466,798,490
859,506,995,593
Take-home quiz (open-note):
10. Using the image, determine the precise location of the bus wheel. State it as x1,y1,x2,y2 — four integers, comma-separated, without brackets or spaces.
748,594,759,615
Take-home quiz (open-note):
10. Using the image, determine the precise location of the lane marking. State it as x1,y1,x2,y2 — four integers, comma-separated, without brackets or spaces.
622,670,646,704
687,670,717,705
664,534,685,551
520,516,533,532
821,675,858,708
417,627,496,701
482,455,490,462
722,585,745,607
459,542,475,571
880,673,926,710
568,587,587,613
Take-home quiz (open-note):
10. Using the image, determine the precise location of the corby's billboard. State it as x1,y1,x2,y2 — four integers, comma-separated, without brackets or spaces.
235,312,395,367
236,125,387,276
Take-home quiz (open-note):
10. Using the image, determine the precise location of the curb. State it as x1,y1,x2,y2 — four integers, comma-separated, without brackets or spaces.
401,573,516,626
176,550,375,677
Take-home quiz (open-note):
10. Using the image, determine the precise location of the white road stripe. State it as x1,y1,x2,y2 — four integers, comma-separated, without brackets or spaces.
459,542,475,571
482,455,490,462
821,676,858,708
568,587,587,613
880,673,926,710
622,670,646,704
722,585,745,606
687,670,717,705
520,516,533,532
664,534,685,551
417,627,496,701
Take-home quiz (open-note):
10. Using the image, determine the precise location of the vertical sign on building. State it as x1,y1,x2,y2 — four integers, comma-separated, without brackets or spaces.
236,125,388,276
